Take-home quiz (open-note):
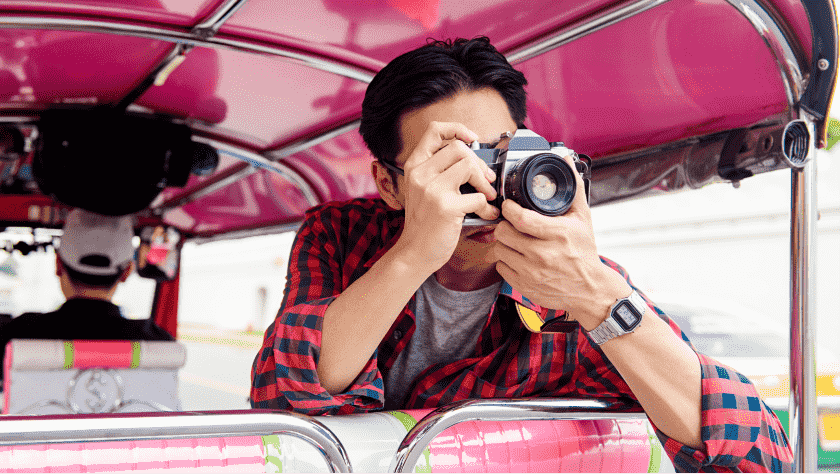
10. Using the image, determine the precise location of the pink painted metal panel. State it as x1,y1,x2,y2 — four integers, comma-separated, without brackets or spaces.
71,340,134,369
424,418,652,472
0,437,266,473
761,0,814,60
162,168,312,235
0,29,172,109
137,46,368,149
218,0,631,69
520,0,789,159
283,128,379,204
0,0,220,27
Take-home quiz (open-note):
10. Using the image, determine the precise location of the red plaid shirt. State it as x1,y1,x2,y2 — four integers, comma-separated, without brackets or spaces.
251,198,793,472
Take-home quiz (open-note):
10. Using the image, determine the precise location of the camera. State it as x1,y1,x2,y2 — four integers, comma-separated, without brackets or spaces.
461,129,591,226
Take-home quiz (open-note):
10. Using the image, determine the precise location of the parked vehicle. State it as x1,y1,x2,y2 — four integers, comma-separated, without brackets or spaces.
0,0,836,472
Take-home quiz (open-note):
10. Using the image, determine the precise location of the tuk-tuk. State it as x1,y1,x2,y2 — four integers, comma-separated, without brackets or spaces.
0,0,836,471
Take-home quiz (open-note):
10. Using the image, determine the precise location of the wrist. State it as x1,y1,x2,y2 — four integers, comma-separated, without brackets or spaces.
574,267,633,331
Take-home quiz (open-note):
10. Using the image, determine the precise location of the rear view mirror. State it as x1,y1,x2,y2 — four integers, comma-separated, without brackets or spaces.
135,226,180,281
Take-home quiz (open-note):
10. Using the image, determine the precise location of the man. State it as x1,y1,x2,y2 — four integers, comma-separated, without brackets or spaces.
252,37,792,472
0,209,173,381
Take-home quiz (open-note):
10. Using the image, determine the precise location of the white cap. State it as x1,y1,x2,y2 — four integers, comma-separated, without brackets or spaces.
59,209,134,276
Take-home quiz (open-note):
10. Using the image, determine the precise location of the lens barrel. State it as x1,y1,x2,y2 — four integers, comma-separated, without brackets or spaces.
505,153,577,216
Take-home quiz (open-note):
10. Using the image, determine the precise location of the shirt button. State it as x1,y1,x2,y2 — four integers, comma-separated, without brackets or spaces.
393,330,403,340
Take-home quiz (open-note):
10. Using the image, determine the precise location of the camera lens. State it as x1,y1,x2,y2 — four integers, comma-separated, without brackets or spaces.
531,173,557,201
505,153,577,216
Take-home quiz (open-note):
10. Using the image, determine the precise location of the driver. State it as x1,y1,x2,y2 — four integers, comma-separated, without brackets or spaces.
0,209,173,383
251,37,792,472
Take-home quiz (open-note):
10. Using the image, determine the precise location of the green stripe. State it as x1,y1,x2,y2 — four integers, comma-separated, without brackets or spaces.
388,411,432,473
647,423,662,473
261,434,283,473
130,341,141,368
63,341,74,369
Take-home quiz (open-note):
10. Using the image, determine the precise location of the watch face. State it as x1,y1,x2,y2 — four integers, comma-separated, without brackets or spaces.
613,301,642,331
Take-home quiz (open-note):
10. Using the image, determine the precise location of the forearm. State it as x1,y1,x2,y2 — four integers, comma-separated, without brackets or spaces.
318,246,431,394
572,267,703,449
599,307,703,448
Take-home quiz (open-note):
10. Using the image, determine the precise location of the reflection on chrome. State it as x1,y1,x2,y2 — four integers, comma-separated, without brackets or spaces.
389,398,646,473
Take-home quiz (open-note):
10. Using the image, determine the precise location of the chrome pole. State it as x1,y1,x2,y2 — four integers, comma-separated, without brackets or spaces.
0,410,353,473
789,116,818,472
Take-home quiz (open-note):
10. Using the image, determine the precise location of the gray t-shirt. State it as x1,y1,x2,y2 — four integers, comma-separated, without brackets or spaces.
384,275,502,408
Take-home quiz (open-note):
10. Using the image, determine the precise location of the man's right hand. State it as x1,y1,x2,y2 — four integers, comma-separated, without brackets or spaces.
394,121,499,272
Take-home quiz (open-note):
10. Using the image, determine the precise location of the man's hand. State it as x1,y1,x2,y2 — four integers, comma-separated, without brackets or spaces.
486,154,629,329
395,121,500,272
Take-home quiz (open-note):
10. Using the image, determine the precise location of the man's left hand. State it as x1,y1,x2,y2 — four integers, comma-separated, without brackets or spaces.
486,155,630,330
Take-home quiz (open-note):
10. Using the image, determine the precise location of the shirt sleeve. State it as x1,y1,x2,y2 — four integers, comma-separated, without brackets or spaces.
600,256,793,472
250,208,386,415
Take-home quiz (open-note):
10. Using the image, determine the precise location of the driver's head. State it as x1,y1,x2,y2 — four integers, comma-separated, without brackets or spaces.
360,36,528,171
58,209,134,289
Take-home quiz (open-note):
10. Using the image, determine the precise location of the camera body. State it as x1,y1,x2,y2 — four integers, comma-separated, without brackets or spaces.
461,128,591,226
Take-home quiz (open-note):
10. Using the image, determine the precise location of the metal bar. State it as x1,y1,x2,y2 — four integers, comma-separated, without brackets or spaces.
192,0,248,39
724,0,805,108
115,43,189,110
153,138,320,213
789,116,819,472
188,220,303,244
0,410,353,473
0,16,375,83
153,163,256,213
388,398,646,473
195,137,320,207
266,119,361,159
506,0,670,64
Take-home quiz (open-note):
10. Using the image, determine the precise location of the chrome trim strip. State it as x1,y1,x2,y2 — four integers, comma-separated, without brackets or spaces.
388,398,646,473
115,43,190,109
154,164,257,213
789,115,819,473
192,0,248,39
724,0,804,108
266,119,361,160
188,221,302,244
0,16,375,83
198,137,320,207
153,138,320,213
0,410,353,473
506,0,670,64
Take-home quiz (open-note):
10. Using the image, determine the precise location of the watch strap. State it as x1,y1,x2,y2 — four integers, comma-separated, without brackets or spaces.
588,290,647,345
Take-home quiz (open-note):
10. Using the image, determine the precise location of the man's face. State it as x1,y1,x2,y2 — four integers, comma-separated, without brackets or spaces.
391,87,518,273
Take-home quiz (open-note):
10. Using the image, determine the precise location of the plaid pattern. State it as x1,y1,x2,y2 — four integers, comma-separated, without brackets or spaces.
251,198,793,472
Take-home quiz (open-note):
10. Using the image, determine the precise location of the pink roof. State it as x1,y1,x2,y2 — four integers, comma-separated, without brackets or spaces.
0,0,830,238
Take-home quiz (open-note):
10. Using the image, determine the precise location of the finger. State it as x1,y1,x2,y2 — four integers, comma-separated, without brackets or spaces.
405,122,479,169
500,200,557,240
438,153,497,200
493,220,540,254
419,140,495,182
495,260,520,286
454,193,500,221
491,240,529,269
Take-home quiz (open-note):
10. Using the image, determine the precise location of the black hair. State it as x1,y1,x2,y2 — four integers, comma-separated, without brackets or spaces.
360,36,528,165
60,258,124,289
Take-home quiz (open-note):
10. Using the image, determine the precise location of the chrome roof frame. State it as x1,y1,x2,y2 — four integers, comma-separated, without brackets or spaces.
0,16,377,83
506,0,670,64
725,0,806,111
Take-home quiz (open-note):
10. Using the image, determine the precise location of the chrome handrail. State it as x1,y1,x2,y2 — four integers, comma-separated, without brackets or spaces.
0,409,353,473
388,398,647,473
